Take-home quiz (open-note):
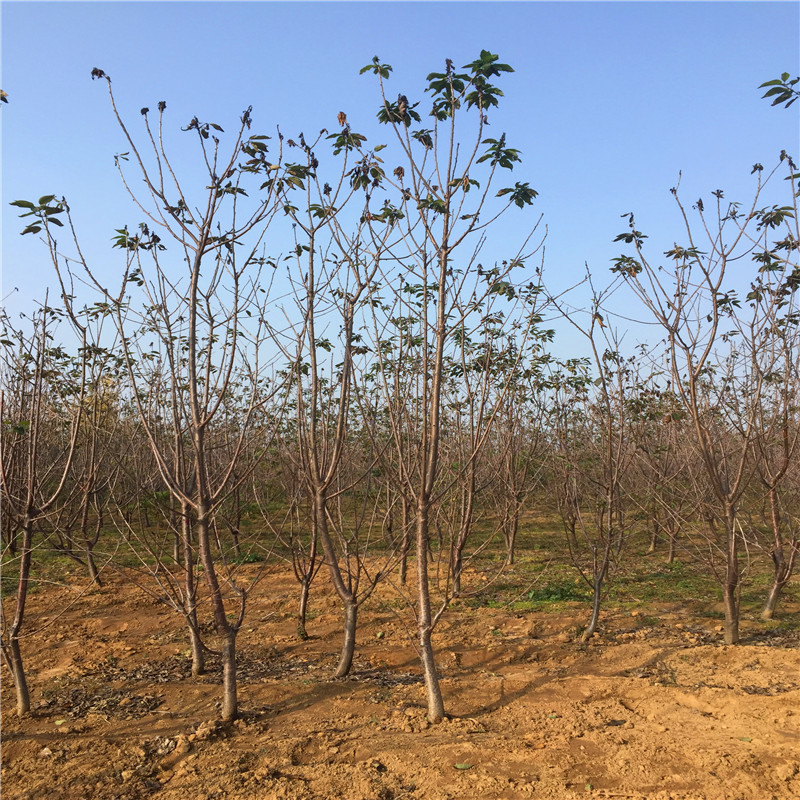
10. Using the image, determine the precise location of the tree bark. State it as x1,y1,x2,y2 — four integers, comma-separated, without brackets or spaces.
581,574,603,643
197,509,237,719
504,511,519,567
297,576,311,640
722,512,740,645
182,504,205,676
335,601,358,678
416,501,445,722
6,517,34,715
5,637,31,716
220,630,238,723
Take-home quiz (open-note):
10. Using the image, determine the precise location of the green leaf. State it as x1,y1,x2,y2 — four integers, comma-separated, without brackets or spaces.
360,57,393,79
454,763,473,770
10,200,35,209
38,195,56,205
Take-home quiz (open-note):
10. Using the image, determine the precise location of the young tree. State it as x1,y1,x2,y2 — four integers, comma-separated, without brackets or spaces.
486,328,553,566
626,367,694,564
546,284,635,642
0,302,86,715
357,51,543,721
16,70,293,720
270,123,396,677
611,155,798,643
739,240,800,619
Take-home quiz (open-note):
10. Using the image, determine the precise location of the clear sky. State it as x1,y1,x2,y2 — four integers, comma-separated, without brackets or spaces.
2,1,798,353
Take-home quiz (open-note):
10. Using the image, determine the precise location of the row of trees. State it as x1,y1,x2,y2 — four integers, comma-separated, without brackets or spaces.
2,60,798,724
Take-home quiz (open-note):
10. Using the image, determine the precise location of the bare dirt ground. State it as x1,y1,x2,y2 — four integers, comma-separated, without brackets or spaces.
2,566,799,800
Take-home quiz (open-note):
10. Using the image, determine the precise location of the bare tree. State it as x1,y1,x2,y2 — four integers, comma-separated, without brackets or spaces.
0,302,86,715
740,243,800,618
19,70,294,721
357,51,543,721
547,284,635,642
611,155,799,643
265,119,401,676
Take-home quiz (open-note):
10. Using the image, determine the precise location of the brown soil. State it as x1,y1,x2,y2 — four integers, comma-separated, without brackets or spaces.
2,567,799,800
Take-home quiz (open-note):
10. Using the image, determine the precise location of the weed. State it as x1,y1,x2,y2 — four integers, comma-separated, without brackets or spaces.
232,552,263,565
526,583,589,603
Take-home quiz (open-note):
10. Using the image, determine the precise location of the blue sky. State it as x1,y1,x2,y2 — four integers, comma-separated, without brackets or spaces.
2,1,798,354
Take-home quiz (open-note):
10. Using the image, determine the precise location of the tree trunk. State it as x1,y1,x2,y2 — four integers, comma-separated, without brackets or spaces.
416,501,445,723
761,545,796,620
230,528,241,560
197,509,236,718
581,576,603,643
399,497,411,586
761,488,797,620
5,637,31,716
723,513,740,645
761,578,782,621
188,621,205,677
220,630,237,723
451,546,464,596
297,576,311,640
314,489,358,677
335,601,358,678
4,515,34,715
666,527,676,564
182,505,205,676
722,582,739,644
86,549,102,587
647,521,658,554
419,623,445,723
504,511,519,567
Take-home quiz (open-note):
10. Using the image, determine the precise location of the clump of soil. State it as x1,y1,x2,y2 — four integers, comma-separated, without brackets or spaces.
2,568,798,800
